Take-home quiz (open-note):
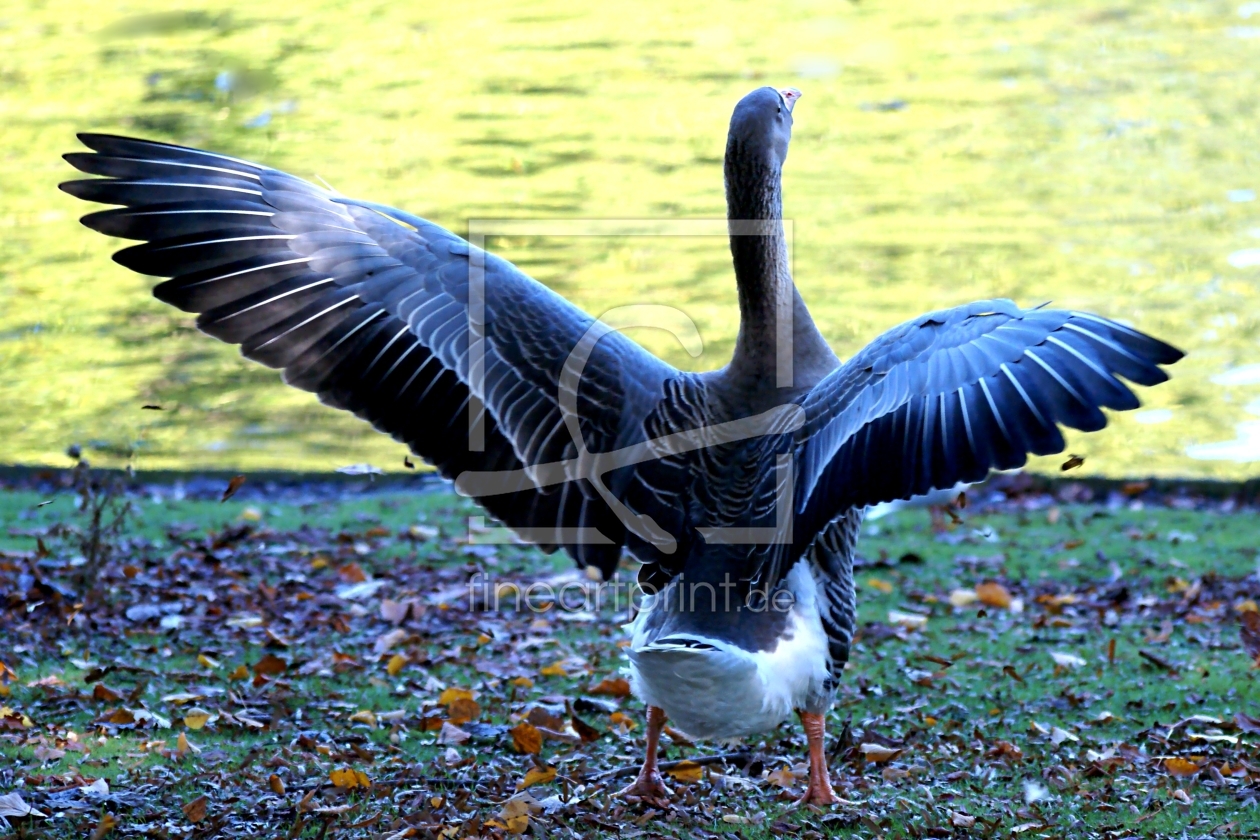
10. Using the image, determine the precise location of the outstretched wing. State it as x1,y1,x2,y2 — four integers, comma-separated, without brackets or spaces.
795,299,1181,536
61,134,678,578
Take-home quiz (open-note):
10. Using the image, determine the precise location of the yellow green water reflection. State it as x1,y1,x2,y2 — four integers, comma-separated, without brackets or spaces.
2,1,1259,477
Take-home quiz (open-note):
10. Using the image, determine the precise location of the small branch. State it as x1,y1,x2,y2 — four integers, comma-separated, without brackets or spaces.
1139,649,1177,673
583,752,752,782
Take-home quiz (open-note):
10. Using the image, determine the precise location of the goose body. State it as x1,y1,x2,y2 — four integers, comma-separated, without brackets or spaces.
60,85,1183,806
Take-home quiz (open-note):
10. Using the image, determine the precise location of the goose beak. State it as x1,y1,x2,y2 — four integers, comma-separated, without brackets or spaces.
779,87,801,113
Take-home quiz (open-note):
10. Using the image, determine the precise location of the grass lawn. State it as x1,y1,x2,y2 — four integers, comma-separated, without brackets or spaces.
1,476,1258,838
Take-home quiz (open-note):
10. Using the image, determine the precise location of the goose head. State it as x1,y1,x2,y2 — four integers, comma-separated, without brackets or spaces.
726,86,800,170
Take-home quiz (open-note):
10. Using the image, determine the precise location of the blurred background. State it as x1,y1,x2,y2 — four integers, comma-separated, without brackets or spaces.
1,0,1258,478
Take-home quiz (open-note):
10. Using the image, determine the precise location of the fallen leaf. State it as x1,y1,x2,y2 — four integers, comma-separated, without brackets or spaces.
1050,651,1086,670
349,710,377,727
386,654,406,677
888,610,927,629
1165,758,1200,777
511,721,543,754
976,581,1013,609
866,577,894,593
518,766,557,789
252,654,287,677
1061,454,1085,471
228,664,249,681
948,588,979,607
860,743,903,763
330,767,371,789
765,765,798,788
1049,726,1079,745
665,760,703,783
951,811,976,828
380,599,410,624
93,683,122,703
90,812,117,839
539,660,567,677
1241,611,1260,664
448,698,481,725
183,708,212,730
438,687,475,706
268,774,285,795
182,795,208,822
588,676,631,697
609,711,637,730
0,791,46,819
436,722,470,745
221,475,247,502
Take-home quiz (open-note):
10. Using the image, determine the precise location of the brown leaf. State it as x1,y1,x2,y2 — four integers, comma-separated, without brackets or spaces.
569,708,601,743
1060,454,1085,471
525,706,565,731
107,708,135,726
339,562,368,583
90,813,118,839
252,654,287,677
1234,712,1260,734
181,795,208,823
1240,611,1260,663
951,812,976,828
268,774,285,795
510,721,543,754
447,698,481,725
220,475,247,502
588,676,631,698
93,683,122,703
228,664,248,681
976,581,1013,609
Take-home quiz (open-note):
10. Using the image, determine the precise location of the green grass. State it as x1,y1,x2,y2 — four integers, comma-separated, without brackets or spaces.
2,484,1257,837
2,1,1260,476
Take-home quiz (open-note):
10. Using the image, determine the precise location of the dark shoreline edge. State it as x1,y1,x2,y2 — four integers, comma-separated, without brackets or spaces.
0,463,1257,508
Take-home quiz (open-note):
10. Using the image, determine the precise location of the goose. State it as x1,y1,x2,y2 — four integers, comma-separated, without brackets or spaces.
60,86,1182,807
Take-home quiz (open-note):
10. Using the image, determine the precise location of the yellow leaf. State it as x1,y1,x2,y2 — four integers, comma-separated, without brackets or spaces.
976,581,1013,609
330,767,371,789
349,710,377,727
665,760,703,783
229,664,249,681
609,711,637,730
518,766,557,789
386,654,406,677
1165,758,1200,777
438,687,475,706
539,660,567,677
510,721,543,754
268,774,285,795
1236,600,1259,614
197,654,220,669
176,732,190,755
859,743,903,763
183,709,211,730
866,577,894,594
505,815,530,835
511,676,534,689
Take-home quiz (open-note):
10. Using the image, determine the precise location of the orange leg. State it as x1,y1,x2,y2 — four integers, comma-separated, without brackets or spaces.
795,710,838,807
617,705,672,807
